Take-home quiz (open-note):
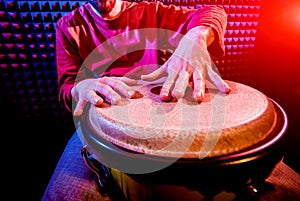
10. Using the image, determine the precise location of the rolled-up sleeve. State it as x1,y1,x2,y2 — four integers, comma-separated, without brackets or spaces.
157,3,227,58
56,19,81,113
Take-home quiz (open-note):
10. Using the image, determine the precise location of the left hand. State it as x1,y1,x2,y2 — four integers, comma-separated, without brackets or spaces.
71,76,137,116
141,26,231,102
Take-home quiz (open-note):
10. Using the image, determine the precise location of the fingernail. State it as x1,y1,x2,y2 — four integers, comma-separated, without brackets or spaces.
128,90,135,98
160,89,171,101
172,90,184,99
225,86,231,94
141,75,147,80
95,99,103,106
111,98,119,105
73,108,83,116
195,91,204,103
111,94,122,105
223,84,231,94
160,89,169,97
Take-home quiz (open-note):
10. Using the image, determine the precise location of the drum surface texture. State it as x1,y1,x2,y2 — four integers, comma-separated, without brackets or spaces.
86,80,278,159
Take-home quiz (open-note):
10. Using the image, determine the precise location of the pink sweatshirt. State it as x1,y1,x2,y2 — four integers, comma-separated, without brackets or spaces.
56,1,227,112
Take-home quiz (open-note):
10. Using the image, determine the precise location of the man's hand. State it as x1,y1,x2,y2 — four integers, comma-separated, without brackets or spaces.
71,76,137,116
141,26,231,102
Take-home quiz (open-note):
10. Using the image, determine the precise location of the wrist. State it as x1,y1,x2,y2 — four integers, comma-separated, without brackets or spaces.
186,26,215,47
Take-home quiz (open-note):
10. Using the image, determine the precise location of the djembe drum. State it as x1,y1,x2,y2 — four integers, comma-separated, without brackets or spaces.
78,80,287,200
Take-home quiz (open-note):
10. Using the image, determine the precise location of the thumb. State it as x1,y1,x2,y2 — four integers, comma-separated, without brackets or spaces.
207,68,231,94
141,65,167,81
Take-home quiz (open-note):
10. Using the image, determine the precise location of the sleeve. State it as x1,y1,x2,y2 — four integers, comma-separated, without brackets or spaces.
188,5,227,59
55,19,81,113
157,3,227,58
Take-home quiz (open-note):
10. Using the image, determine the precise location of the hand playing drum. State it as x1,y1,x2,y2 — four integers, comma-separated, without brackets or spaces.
71,26,231,117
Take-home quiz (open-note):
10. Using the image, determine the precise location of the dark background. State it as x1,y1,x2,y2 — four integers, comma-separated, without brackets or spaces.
1,0,299,200
250,0,300,174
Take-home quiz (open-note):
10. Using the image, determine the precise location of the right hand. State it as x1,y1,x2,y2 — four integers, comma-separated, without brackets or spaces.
71,76,137,116
141,26,231,103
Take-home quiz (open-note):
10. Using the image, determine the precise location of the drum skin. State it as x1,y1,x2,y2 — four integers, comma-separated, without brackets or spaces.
78,80,288,197
85,81,279,158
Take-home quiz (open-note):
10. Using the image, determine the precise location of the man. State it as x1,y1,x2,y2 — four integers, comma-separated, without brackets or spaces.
56,0,230,116
43,0,230,200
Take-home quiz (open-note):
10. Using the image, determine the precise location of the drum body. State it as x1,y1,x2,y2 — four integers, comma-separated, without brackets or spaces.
78,80,288,198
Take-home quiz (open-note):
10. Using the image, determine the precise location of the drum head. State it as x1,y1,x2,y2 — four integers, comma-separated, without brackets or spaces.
83,81,281,159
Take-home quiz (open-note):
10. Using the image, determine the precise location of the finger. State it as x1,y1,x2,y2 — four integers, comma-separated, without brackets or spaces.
193,71,206,103
99,77,136,98
71,86,79,102
95,82,122,105
87,91,104,106
118,77,137,86
207,68,231,94
73,91,104,116
141,65,167,81
160,67,180,101
172,69,191,99
73,99,87,116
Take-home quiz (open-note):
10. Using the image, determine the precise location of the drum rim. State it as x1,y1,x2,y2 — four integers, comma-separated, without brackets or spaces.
79,98,288,166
